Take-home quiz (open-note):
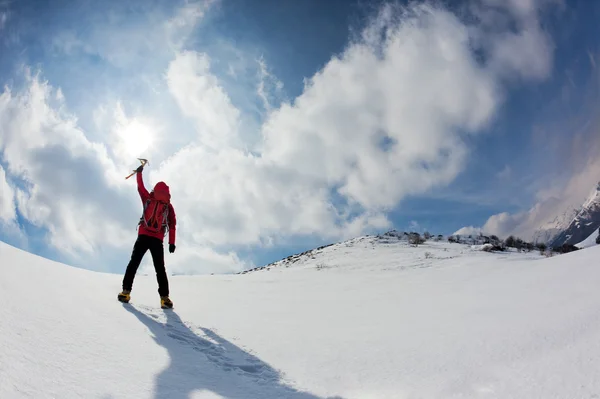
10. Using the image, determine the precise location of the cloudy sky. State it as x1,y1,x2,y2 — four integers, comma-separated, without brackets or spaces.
0,0,598,275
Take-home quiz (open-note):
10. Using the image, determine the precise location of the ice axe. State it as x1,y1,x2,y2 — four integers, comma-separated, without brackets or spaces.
125,158,149,179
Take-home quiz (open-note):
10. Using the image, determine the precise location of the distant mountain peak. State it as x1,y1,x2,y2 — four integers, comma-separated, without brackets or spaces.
548,181,600,247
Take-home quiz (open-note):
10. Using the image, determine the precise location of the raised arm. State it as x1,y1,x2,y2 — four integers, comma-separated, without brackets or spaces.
136,170,150,203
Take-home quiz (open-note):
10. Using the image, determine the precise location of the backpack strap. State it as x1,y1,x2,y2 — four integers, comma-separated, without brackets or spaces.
138,198,170,235
138,198,151,227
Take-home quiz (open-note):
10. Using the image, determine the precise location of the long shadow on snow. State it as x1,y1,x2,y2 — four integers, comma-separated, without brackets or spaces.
124,304,344,399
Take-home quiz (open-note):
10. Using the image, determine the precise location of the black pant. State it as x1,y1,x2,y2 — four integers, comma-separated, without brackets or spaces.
122,234,169,297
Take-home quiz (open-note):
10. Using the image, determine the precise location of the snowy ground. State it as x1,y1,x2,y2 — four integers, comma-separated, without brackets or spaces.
2,237,600,398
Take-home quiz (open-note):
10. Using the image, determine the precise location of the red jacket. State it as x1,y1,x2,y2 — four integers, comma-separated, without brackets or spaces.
137,172,176,245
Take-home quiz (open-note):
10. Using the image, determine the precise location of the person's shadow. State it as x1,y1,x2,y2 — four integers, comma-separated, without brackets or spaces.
124,304,344,399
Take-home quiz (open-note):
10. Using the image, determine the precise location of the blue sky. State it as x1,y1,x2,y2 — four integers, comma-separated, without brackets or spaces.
0,0,599,275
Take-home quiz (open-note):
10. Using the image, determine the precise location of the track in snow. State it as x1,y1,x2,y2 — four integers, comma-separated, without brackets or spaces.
130,304,276,378
122,304,344,399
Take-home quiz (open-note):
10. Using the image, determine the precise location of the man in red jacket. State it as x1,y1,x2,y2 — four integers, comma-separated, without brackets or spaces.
118,163,177,309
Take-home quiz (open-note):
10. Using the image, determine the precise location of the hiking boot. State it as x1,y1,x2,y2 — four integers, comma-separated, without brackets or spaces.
118,290,131,303
160,296,173,309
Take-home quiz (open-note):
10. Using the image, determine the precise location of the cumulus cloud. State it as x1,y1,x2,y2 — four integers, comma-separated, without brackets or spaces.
0,165,16,223
160,4,496,251
480,198,575,241
166,51,242,150
153,144,387,250
453,226,483,236
153,1,559,265
0,70,254,274
0,164,26,245
471,0,558,81
141,243,251,275
0,0,563,273
0,70,137,257
262,4,499,211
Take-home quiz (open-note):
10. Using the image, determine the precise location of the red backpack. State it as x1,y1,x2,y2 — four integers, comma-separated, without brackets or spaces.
139,182,171,235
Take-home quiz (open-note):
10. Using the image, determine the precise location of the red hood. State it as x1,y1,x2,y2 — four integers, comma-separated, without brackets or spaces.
152,181,170,202
154,181,169,192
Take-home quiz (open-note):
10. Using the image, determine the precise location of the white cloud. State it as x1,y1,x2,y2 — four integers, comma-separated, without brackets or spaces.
256,56,284,113
155,1,558,257
0,165,16,223
153,144,372,249
0,70,136,258
453,226,483,236
490,26,553,80
0,70,254,274
463,114,600,242
480,155,600,241
0,0,563,273
166,51,242,150
479,201,568,241
141,242,251,275
50,0,214,70
165,0,215,50
472,0,558,81
0,164,26,246
262,4,499,210
459,42,600,243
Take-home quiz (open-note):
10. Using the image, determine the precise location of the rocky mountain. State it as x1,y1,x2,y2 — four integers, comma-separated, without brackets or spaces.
532,205,580,245
549,182,600,248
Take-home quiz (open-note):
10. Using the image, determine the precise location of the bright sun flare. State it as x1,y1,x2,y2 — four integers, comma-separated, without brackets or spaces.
121,121,154,158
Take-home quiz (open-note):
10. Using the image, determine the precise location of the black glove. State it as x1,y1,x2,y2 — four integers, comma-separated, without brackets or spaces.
136,164,144,173
169,244,176,253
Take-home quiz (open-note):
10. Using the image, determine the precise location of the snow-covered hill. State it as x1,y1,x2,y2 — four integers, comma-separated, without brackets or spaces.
3,238,600,398
239,232,538,275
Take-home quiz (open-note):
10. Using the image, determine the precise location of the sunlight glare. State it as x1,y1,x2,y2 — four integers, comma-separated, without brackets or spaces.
121,120,154,158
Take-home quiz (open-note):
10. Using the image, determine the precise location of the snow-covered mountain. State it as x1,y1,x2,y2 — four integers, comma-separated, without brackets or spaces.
548,182,600,247
531,204,580,245
4,236,600,397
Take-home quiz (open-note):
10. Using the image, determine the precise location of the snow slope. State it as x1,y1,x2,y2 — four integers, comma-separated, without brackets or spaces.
575,228,599,249
2,238,600,398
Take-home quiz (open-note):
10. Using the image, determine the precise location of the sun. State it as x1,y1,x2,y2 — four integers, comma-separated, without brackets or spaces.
121,120,154,158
